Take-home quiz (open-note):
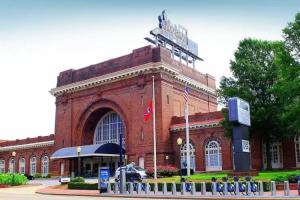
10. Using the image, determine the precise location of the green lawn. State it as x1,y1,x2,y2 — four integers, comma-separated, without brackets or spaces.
156,170,300,182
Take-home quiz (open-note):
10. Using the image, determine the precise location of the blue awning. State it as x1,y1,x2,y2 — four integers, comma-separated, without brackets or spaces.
50,143,125,159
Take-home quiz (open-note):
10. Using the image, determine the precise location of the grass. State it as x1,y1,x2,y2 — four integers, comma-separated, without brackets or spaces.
155,170,300,182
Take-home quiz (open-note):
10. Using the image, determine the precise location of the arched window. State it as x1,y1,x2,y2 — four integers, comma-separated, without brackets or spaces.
94,111,125,147
41,156,49,176
295,136,300,167
180,142,196,170
0,160,5,174
30,156,36,175
9,158,15,174
205,140,222,171
19,158,25,174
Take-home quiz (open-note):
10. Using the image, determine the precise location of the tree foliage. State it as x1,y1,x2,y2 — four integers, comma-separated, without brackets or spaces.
217,13,300,169
217,39,286,139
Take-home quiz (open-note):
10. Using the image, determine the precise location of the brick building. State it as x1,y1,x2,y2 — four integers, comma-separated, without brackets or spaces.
0,45,299,177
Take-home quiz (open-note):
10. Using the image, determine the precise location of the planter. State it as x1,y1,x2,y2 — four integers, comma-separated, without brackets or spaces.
276,183,298,190
0,184,9,188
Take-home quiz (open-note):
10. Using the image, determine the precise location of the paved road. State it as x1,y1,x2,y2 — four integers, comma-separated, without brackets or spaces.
0,193,176,200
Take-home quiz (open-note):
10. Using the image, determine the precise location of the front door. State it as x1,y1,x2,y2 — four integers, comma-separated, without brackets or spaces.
270,142,283,168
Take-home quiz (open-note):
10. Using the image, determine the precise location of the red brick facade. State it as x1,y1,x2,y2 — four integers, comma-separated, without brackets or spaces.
0,45,299,177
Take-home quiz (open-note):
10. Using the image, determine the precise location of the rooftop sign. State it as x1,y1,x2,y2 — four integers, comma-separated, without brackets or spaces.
145,10,202,66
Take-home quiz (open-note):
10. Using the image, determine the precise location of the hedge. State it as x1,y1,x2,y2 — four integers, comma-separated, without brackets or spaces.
0,173,28,186
68,182,98,190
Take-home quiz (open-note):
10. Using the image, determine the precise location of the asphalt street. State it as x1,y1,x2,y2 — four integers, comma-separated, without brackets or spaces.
0,193,175,200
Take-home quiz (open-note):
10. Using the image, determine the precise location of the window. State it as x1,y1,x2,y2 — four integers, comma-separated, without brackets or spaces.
205,140,222,171
9,158,15,174
30,156,36,175
41,156,49,176
263,142,283,169
19,158,25,174
0,160,5,173
180,142,196,170
94,111,125,147
295,136,300,167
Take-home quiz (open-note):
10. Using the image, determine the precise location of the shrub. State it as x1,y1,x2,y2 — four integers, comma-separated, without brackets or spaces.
34,173,42,178
71,176,85,183
68,182,98,190
146,166,179,177
273,176,286,183
0,173,28,186
44,174,51,178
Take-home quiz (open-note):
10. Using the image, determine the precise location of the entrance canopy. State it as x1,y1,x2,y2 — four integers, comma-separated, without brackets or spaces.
50,143,125,159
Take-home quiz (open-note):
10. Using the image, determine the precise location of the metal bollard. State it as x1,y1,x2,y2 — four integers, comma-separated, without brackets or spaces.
154,183,158,194
129,182,134,194
246,181,251,196
258,181,264,196
114,182,118,194
137,182,142,194
172,182,176,195
181,182,186,195
298,180,300,196
163,182,167,195
211,182,217,195
145,183,150,194
191,182,196,195
271,181,276,196
284,181,290,196
107,182,111,193
201,182,206,195
223,182,228,195
234,181,239,195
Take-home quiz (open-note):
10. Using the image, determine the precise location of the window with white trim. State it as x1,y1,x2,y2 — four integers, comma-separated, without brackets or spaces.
94,111,125,147
19,158,25,174
9,158,15,174
0,160,5,174
30,156,36,175
41,156,49,176
295,136,300,166
205,140,222,171
180,142,196,170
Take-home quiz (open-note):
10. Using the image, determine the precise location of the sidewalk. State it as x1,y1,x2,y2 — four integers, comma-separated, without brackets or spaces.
36,186,300,199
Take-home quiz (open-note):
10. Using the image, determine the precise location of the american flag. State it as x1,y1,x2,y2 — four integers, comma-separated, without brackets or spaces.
183,83,189,102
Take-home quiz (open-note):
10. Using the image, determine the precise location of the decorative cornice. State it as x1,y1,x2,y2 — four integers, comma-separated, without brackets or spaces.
50,62,216,97
170,121,222,132
0,141,54,152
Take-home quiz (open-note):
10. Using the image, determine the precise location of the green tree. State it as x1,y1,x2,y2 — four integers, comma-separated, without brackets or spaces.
276,13,300,135
217,39,288,170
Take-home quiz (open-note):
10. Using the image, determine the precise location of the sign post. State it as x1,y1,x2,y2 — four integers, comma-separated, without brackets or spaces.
98,167,110,194
228,97,251,171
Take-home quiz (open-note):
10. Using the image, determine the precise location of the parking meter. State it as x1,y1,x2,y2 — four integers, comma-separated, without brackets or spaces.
98,167,110,193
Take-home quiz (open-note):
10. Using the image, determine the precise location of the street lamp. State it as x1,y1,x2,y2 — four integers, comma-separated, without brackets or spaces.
176,137,183,182
11,151,16,185
11,151,16,174
76,146,81,177
165,155,169,166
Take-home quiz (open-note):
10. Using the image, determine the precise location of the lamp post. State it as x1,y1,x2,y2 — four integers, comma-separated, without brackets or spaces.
11,151,16,185
165,155,169,166
177,138,183,182
76,147,81,177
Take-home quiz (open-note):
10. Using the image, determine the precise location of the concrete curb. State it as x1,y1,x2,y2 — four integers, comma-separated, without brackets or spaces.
36,187,300,200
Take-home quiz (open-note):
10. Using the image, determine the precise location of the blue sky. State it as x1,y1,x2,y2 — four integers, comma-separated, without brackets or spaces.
0,0,299,139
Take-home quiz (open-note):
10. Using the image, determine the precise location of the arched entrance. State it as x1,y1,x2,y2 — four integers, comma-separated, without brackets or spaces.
81,110,126,176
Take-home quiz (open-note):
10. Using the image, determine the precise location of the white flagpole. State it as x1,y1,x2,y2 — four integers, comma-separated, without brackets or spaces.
185,86,191,177
152,76,157,180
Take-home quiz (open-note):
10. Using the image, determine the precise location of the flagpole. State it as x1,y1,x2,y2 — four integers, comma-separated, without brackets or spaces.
152,75,157,180
185,85,191,177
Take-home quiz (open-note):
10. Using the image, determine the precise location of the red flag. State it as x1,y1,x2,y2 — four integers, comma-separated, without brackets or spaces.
144,100,153,122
